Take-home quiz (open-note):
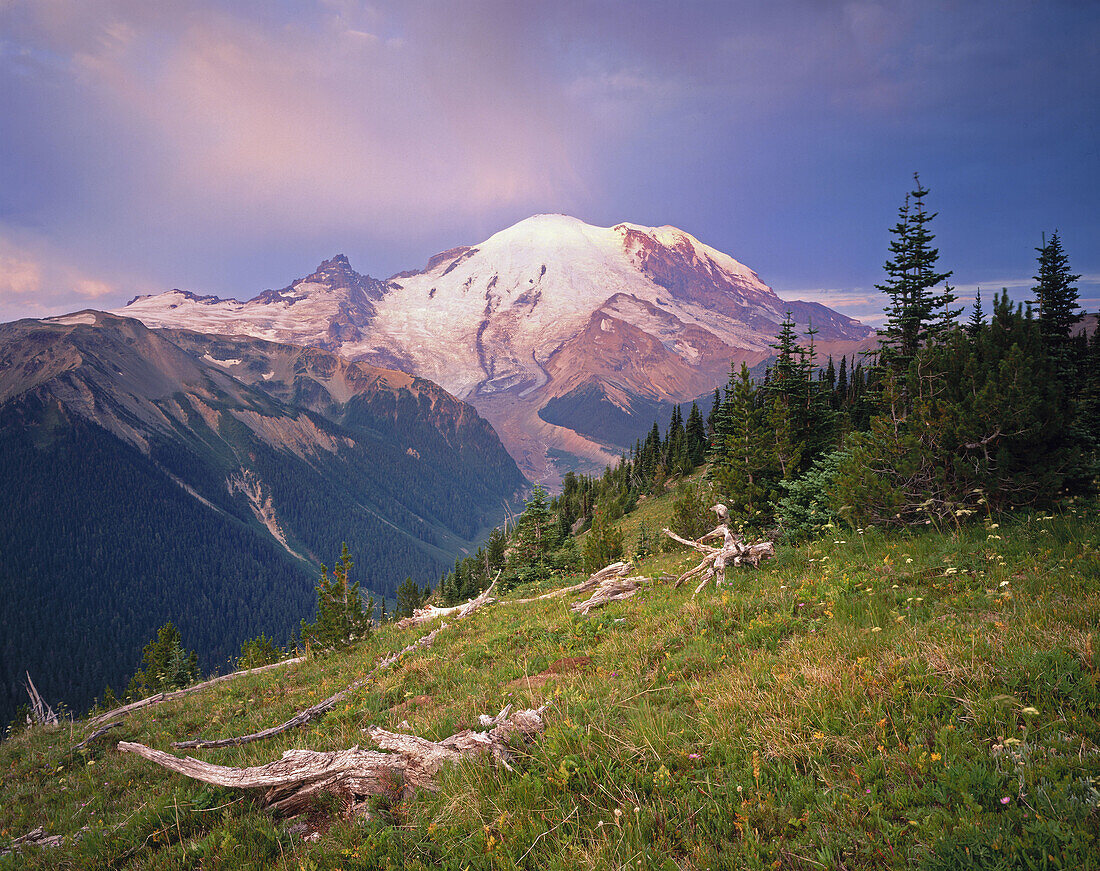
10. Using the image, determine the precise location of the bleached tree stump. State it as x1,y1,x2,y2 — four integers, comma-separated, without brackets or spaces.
663,504,774,596
569,573,649,614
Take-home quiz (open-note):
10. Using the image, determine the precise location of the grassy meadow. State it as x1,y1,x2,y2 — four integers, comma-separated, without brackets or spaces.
1,493,1098,869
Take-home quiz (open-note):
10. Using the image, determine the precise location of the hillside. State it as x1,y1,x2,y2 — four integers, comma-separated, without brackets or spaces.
0,313,526,724
2,482,1097,869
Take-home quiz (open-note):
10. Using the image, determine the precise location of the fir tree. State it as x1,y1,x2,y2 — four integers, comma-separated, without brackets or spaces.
685,401,707,467
707,387,722,439
126,622,200,699
510,485,557,574
582,510,624,572
395,576,429,619
967,287,984,337
1031,231,1082,356
877,174,958,372
709,363,780,524
300,544,372,651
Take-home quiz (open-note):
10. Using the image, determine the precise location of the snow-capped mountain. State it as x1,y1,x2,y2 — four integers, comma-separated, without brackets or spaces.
119,215,874,480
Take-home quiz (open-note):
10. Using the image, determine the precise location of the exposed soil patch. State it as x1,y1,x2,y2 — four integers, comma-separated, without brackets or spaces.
508,656,592,690
388,694,431,715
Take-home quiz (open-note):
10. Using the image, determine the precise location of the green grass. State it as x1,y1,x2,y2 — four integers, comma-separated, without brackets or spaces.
2,496,1098,869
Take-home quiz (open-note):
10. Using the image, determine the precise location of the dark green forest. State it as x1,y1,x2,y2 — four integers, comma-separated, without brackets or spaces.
0,323,526,727
0,410,314,727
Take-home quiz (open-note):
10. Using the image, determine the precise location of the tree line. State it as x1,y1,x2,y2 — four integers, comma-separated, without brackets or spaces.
433,173,1096,607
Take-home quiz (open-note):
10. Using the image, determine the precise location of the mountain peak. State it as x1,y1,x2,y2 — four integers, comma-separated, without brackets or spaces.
318,253,351,270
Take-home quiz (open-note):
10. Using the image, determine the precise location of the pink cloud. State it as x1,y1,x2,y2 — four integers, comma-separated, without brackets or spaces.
0,232,146,321
34,3,593,241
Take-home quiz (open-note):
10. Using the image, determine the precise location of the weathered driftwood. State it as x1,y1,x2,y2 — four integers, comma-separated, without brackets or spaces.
663,504,775,596
511,561,633,605
119,705,547,816
569,574,649,614
72,720,123,752
25,672,58,727
172,627,443,750
88,656,306,727
396,576,498,627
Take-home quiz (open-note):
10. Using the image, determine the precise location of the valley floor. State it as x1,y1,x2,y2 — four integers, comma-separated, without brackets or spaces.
2,497,1098,869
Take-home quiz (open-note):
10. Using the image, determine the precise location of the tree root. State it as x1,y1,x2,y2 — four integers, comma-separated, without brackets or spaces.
663,504,774,597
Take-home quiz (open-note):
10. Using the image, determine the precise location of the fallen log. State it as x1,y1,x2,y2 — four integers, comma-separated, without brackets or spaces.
396,576,498,628
88,656,306,727
511,561,632,605
663,504,775,596
119,705,548,816
569,574,649,614
172,626,443,750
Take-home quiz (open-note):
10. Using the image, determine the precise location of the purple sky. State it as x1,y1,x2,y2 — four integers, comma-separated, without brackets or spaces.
1,0,1097,326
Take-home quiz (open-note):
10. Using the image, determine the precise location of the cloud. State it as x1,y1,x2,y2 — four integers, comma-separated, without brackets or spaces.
779,286,887,326
0,250,42,297
4,1,594,246
0,231,145,321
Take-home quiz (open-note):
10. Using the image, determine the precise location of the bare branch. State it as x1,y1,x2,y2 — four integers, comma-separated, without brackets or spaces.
171,628,442,750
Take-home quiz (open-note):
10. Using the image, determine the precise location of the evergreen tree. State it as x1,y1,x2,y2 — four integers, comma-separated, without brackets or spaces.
685,401,707,467
395,576,429,619
237,633,283,669
126,622,200,699
300,544,372,651
707,387,722,439
509,485,557,576
710,363,780,524
582,510,624,572
1031,231,1082,358
877,174,958,373
967,287,984,338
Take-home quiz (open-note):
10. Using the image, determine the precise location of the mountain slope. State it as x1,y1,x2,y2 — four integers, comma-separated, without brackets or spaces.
0,312,525,722
1,490,1096,868
120,215,875,479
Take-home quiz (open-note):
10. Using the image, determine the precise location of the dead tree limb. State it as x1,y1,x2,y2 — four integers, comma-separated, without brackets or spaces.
24,672,58,726
119,705,548,816
172,627,443,750
511,561,633,605
396,576,498,627
72,721,123,752
1,826,72,856
570,575,649,615
88,657,306,728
